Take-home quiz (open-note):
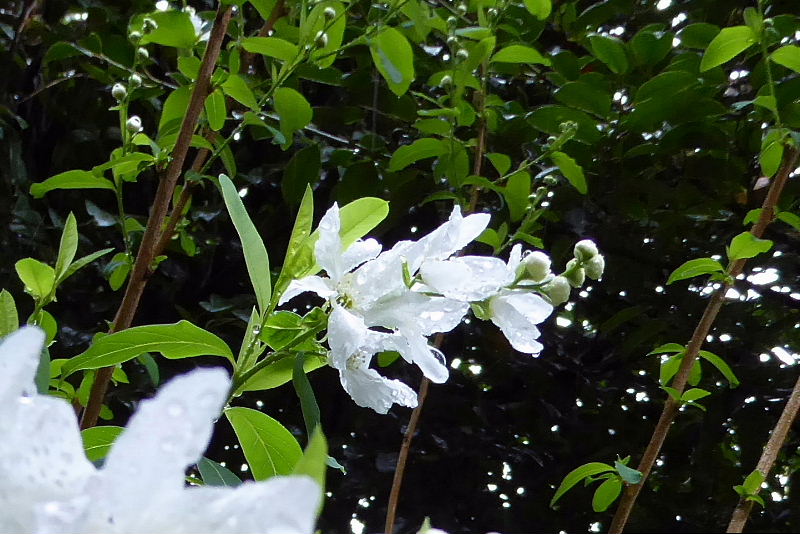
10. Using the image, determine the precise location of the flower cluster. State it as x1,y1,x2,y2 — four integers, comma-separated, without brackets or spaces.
0,327,320,534
281,205,603,413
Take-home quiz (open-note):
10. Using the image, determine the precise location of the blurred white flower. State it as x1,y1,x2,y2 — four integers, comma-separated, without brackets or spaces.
0,327,320,534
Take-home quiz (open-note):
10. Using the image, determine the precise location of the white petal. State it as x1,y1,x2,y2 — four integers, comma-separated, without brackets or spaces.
314,204,344,281
341,238,382,273
385,333,449,384
420,256,510,301
346,248,408,308
365,292,468,336
339,366,418,414
327,306,368,369
490,293,553,354
0,326,45,404
507,243,523,274
278,276,336,304
100,368,230,524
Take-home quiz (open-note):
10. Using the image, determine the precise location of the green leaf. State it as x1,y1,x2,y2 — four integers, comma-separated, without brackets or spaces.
304,1,346,68
744,208,763,226
249,0,277,19
666,257,724,285
614,460,643,484
282,144,321,206
158,86,191,138
222,74,259,111
388,138,446,171
727,231,773,261
648,343,686,355
242,36,299,62
777,212,800,232
486,153,511,176
760,129,785,178
30,170,115,198
236,353,326,394
742,469,765,494
204,89,227,131
523,0,551,20
273,186,315,304
63,248,114,282
81,425,124,462
107,252,132,291
15,258,55,300
225,407,303,480
588,35,629,74
294,353,322,440
554,81,612,117
662,386,681,400
292,429,329,492
177,55,201,79
677,23,720,49
504,171,531,222
0,290,19,339
491,44,550,65
62,321,234,377
551,151,587,194
681,388,711,402
699,350,739,387
659,354,683,386
370,27,415,97
198,457,242,487
770,45,800,73
54,213,78,282
699,26,756,72
219,175,271,315
550,462,614,507
273,87,313,148
592,477,622,512
139,10,197,49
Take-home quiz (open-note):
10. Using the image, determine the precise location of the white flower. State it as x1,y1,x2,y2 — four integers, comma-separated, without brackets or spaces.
522,251,551,282
585,254,605,280
280,205,488,412
573,239,599,262
0,327,321,534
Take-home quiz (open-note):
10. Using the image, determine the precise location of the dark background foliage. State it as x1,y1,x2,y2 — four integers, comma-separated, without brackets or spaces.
2,0,799,532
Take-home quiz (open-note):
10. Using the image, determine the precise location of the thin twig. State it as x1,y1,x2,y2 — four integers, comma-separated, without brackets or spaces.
79,5,234,430
608,146,800,533
239,0,287,74
727,374,800,532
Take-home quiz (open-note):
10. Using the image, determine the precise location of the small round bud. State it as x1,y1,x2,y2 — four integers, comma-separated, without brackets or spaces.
128,73,142,89
129,31,143,43
323,6,337,19
534,186,547,196
126,115,143,134
182,6,196,15
543,175,558,186
136,47,149,60
111,83,127,101
142,17,158,32
440,74,453,87
487,7,498,17
446,35,458,47
543,276,570,306
585,254,605,280
573,239,599,262
456,3,467,14
564,258,586,288
456,48,470,61
522,251,551,282
315,31,329,48
446,16,458,26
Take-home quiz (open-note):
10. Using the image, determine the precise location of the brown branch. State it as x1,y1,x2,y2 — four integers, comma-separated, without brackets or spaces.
79,5,234,430
608,147,800,533
727,373,800,532
239,0,287,74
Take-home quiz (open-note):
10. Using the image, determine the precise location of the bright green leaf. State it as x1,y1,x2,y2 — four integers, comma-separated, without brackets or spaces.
486,153,511,176
63,248,114,283
273,87,313,148
388,138,446,171
592,477,623,512
492,44,550,65
55,213,78,282
504,171,531,222
588,35,629,74
648,343,686,355
0,290,19,338
204,89,226,131
30,170,115,198
225,407,303,479
81,425,124,462
551,151,587,194
235,353,326,394
139,10,197,49
699,350,739,387
699,26,756,72
681,388,711,402
666,257,724,285
292,429,328,492
550,462,615,507
727,231,773,261
242,36,298,62
523,0,551,20
222,74,260,111
15,258,55,300
777,211,800,232
771,45,800,73
370,27,415,96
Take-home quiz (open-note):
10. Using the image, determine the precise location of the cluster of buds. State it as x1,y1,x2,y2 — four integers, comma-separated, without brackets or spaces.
517,239,605,306
111,73,143,102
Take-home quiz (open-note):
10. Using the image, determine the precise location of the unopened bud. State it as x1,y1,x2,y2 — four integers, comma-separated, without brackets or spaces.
487,7,498,17
456,3,467,14
136,47,149,60
182,6,196,16
142,17,158,32
543,175,558,186
111,83,127,101
128,73,142,89
573,239,599,262
456,48,469,61
564,258,585,288
585,254,605,280
446,16,458,26
315,31,329,48
440,74,453,87
446,35,458,47
126,115,142,133
543,276,570,306
522,251,551,282
323,6,337,19
129,31,143,43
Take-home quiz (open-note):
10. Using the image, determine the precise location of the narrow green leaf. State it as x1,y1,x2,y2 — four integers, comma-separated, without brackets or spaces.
158,86,192,138
225,407,303,480
659,354,682,386
592,477,623,512
63,248,114,282
219,175,271,315
30,170,115,199
198,457,243,487
523,0,551,19
504,171,531,222
614,461,643,484
699,26,756,72
727,231,773,261
588,35,629,74
699,350,739,387
681,388,711,402
770,45,800,74
388,138,446,171
491,44,550,65
551,151,587,194
760,129,785,177
370,27,415,96
648,343,686,355
81,425,124,462
777,211,800,232
222,74,259,111
63,320,234,377
293,353,321,438
273,186,315,305
204,89,227,131
0,290,19,338
273,87,313,148
242,36,299,62
666,257,724,285
550,462,614,507
15,258,55,300
292,429,328,494
55,213,79,282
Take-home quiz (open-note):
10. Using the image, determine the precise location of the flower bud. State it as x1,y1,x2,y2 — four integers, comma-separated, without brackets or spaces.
315,31,328,48
585,254,605,280
111,83,127,101
456,48,469,61
446,35,458,46
522,251,551,282
440,74,453,87
543,175,558,186
564,258,585,288
136,47,149,60
456,4,467,14
128,73,142,89
126,115,142,133
446,16,458,26
487,7,498,17
142,17,158,32
543,276,570,306
323,6,337,19
129,31,143,43
574,239,599,262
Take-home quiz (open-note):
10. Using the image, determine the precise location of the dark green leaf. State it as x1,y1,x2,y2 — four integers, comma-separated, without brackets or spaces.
551,151,587,194
204,89,227,131
198,457,242,487
588,35,629,74
274,87,313,148
492,44,550,65
614,460,643,484
388,138,446,171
